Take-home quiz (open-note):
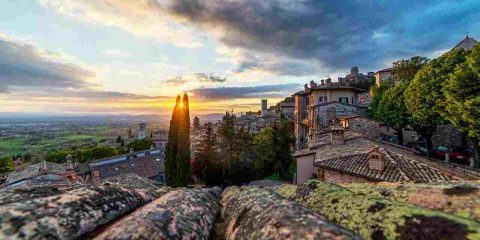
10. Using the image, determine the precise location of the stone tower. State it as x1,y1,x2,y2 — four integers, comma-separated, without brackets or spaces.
261,99,268,117
138,123,147,139
193,116,200,131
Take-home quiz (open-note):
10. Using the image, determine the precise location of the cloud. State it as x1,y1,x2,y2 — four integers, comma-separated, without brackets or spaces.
0,34,169,103
193,73,226,83
12,88,169,100
41,0,480,75
0,34,95,93
163,76,187,86
190,84,299,100
39,0,203,48
103,49,132,58
163,73,227,86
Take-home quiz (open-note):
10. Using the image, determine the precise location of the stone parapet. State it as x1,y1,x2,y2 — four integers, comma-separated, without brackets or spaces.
273,180,480,240
222,186,361,240
95,188,221,240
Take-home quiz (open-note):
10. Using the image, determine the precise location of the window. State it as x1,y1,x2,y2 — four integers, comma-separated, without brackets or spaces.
306,97,310,106
319,96,327,103
339,97,349,103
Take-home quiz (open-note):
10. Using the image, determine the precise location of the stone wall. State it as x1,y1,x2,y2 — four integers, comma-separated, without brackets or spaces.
323,169,376,184
347,117,467,147
432,124,472,147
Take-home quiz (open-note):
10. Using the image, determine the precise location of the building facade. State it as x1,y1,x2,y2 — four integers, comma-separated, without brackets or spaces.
294,79,367,150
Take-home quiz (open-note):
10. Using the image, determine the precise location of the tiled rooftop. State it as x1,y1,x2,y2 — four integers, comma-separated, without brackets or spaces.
91,154,164,180
315,151,453,183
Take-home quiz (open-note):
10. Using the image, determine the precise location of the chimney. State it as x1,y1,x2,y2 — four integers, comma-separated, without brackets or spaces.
368,147,385,171
326,78,332,86
321,80,325,85
330,126,345,145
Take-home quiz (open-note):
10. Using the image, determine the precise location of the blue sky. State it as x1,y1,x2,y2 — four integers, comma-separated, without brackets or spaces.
0,0,479,115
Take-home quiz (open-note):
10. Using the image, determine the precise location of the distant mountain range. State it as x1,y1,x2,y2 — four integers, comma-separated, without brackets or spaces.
0,112,224,124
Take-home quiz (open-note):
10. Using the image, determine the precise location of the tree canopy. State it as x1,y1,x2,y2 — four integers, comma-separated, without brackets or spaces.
443,46,480,165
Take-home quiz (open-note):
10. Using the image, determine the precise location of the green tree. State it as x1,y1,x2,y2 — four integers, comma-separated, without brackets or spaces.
271,121,295,180
0,157,14,173
165,95,181,186
176,93,192,187
405,50,468,151
46,150,70,163
444,46,480,166
126,139,154,151
253,128,275,178
391,56,429,83
377,82,410,145
192,123,222,186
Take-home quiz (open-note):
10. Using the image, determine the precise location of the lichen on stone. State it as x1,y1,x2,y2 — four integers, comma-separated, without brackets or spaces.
94,188,221,240
0,184,158,239
274,180,480,240
222,186,361,240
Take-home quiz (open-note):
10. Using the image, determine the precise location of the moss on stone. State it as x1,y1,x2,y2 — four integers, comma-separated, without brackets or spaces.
275,180,480,240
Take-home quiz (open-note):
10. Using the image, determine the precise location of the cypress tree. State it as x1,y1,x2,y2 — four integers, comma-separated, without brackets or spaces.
165,95,181,186
176,93,192,187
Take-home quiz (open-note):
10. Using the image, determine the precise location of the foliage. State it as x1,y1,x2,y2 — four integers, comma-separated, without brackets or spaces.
46,149,70,163
192,123,222,186
376,82,410,145
270,121,295,180
0,157,14,173
165,95,181,186
126,139,154,152
368,56,428,146
391,56,429,82
76,146,118,163
176,93,192,187
405,50,468,150
443,45,480,165
164,94,192,187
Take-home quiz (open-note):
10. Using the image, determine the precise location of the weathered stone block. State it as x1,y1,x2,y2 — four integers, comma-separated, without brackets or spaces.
94,188,221,240
275,180,480,240
0,184,162,239
222,186,360,240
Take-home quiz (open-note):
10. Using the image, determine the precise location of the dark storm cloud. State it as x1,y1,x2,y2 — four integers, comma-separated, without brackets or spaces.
0,35,94,92
159,0,480,73
190,83,299,100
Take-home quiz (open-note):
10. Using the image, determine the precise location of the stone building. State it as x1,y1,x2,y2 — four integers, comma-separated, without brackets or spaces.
294,79,367,150
138,123,147,139
260,99,268,117
293,127,470,185
338,66,374,84
276,96,295,115
452,35,478,51
89,148,165,183
375,67,394,87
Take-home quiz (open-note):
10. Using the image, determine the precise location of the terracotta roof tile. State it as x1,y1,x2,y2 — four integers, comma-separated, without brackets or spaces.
315,150,453,183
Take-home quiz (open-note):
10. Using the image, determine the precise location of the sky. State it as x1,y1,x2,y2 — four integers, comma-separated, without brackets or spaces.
0,0,479,116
